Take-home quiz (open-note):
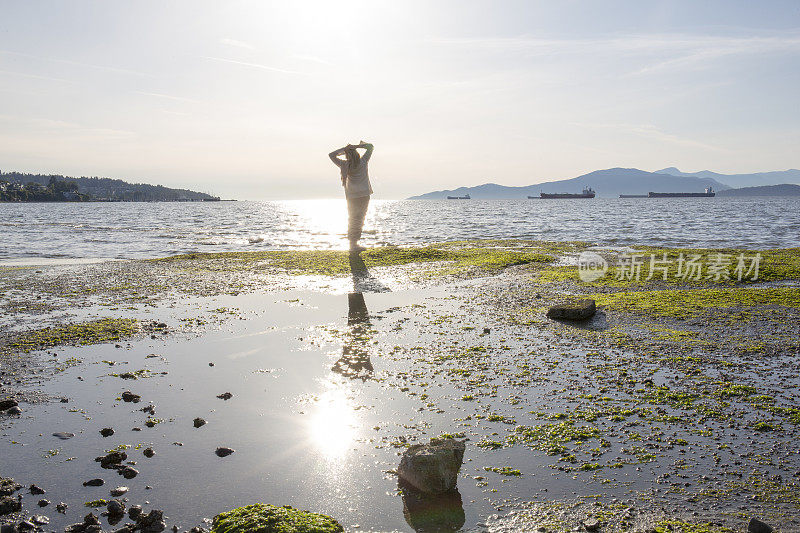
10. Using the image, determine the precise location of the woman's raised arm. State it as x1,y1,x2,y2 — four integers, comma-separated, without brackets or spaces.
329,146,347,166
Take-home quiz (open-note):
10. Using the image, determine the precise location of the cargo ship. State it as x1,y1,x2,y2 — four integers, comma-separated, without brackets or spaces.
531,187,596,199
446,194,471,200
648,187,715,198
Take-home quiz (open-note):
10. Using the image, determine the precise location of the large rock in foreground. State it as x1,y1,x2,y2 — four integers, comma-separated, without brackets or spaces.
546,299,596,320
398,438,465,494
212,504,343,533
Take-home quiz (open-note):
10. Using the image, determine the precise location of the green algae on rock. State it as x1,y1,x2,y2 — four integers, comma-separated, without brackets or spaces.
592,287,800,319
212,504,343,533
149,244,555,277
3,318,139,353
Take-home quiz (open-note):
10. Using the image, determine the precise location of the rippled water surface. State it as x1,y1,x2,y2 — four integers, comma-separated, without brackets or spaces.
2,198,799,262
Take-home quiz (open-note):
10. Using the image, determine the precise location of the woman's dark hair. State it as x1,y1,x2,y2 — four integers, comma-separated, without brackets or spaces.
345,147,360,172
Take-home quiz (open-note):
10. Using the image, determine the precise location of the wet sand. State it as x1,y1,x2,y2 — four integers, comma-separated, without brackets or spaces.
1,241,799,532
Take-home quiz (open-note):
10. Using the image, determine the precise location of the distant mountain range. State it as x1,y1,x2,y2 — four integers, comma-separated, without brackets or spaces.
0,170,219,202
656,167,800,189
717,184,800,197
409,167,800,199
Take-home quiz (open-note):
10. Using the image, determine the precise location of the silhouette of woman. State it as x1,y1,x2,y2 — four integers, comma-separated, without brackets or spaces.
329,141,374,252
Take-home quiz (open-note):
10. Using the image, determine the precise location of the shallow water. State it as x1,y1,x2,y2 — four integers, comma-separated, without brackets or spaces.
2,197,800,263
0,286,652,532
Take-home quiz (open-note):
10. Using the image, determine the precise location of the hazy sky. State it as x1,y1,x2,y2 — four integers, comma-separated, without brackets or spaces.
1,1,799,199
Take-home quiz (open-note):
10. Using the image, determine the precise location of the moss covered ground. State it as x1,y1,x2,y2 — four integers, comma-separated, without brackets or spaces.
212,504,343,533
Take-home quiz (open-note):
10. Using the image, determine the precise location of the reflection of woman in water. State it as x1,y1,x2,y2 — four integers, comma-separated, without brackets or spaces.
329,141,374,252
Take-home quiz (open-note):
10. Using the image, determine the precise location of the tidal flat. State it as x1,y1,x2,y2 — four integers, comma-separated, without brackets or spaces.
1,241,799,532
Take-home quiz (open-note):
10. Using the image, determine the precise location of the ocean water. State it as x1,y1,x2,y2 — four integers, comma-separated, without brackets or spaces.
1,197,799,263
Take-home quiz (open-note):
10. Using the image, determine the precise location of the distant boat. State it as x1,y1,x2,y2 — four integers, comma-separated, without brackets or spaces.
648,186,715,198
533,187,596,199
446,194,471,199
619,194,648,198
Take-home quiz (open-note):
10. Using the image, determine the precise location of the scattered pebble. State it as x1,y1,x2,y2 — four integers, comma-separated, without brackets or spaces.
29,484,45,495
193,418,206,428
216,392,233,400
143,447,155,458
100,428,114,437
37,499,49,507
121,391,141,403
83,479,104,487
110,487,129,497
215,447,235,457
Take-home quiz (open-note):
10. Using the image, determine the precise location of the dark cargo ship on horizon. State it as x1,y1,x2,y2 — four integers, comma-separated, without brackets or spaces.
531,187,596,199
648,186,716,198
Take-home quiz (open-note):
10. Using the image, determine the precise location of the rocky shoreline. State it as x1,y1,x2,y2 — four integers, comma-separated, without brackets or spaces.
2,241,799,532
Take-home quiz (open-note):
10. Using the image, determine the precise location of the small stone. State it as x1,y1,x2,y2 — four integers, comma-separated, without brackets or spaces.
16,521,34,531
0,399,18,411
216,392,232,400
143,447,155,458
193,418,206,428
118,466,139,479
107,500,125,516
483,328,491,334
0,478,21,497
56,502,68,513
29,484,45,495
121,391,141,403
0,496,22,516
208,362,214,367
37,499,49,507
83,479,104,487
141,405,156,415
100,428,115,437
52,432,74,440
215,447,235,457
5,406,22,415
96,451,127,468
547,299,596,321
31,516,49,526
583,518,601,531
110,487,129,497
748,517,774,533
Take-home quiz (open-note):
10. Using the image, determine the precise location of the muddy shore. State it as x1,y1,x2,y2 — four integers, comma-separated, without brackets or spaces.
2,241,799,532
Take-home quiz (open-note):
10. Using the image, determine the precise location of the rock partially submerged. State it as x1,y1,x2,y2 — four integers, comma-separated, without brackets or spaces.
121,391,141,403
0,478,21,497
748,517,774,533
0,399,18,411
397,438,465,494
215,447,235,458
0,495,22,516
546,299,596,321
211,504,343,533
96,451,127,468
65,513,102,533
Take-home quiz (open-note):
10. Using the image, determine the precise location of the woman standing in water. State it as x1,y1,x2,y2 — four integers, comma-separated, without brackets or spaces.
329,140,374,252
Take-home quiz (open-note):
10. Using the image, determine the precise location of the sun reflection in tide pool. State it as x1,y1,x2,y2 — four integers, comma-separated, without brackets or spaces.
306,380,360,459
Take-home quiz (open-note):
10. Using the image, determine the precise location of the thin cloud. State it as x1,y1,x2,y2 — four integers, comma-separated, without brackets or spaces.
572,121,730,153
202,56,304,75
136,91,203,104
294,54,334,67
0,69,76,84
219,38,255,50
0,50,150,77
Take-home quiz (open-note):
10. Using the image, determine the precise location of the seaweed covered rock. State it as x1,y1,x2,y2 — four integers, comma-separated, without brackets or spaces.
0,478,21,497
398,438,465,494
546,299,596,321
211,504,343,533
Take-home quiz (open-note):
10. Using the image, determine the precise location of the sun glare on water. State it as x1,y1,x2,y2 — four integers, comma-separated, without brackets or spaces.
306,381,360,459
